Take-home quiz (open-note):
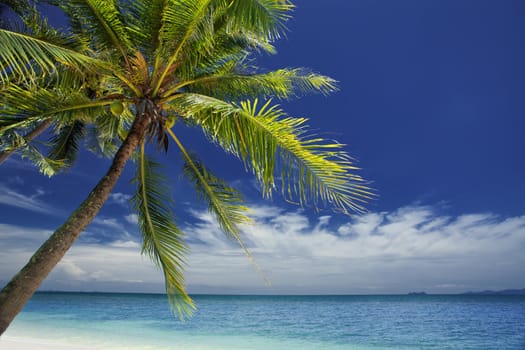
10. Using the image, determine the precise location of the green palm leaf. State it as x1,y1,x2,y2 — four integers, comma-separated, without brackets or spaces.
153,0,215,94
0,29,106,82
20,144,64,176
0,84,112,136
168,129,252,238
59,0,132,64
164,68,337,100
131,144,194,318
170,93,373,214
123,0,165,56
168,128,269,284
155,0,292,90
20,6,90,54
47,121,85,169
224,0,294,40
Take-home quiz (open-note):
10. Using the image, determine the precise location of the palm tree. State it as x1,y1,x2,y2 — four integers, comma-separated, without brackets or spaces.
0,2,120,168
0,0,372,334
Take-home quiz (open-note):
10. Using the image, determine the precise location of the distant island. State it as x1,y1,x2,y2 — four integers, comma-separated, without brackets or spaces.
461,288,525,295
405,289,525,296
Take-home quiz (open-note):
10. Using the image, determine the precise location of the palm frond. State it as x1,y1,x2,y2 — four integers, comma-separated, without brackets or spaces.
0,118,53,164
83,103,133,157
0,130,25,151
0,29,106,83
84,127,119,158
47,120,85,169
21,6,90,53
20,144,64,176
0,116,47,138
167,128,270,284
94,106,131,139
153,0,216,95
151,0,295,92
167,0,272,80
131,144,195,318
0,84,112,136
170,93,373,214
164,68,337,100
122,0,165,58
127,50,150,87
168,129,252,238
59,0,131,63
215,31,277,55
224,0,294,41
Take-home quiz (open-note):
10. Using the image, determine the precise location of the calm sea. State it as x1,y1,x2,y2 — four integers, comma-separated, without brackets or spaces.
3,292,525,349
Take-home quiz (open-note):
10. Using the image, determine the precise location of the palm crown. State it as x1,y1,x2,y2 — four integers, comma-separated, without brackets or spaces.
0,0,371,320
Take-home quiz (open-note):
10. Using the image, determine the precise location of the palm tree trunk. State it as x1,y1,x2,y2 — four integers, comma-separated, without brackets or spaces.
0,112,151,335
0,119,53,165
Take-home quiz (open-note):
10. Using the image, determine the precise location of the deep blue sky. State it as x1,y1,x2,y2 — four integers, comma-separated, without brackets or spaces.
278,1,525,217
1,1,524,294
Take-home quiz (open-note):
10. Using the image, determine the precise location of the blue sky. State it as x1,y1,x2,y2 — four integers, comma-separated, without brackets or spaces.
1,0,524,295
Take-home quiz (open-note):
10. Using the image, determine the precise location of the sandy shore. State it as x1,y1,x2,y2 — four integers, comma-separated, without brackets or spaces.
0,337,94,350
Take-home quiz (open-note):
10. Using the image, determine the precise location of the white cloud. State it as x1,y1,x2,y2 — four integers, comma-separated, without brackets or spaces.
109,193,132,206
183,204,525,294
51,244,155,285
125,214,139,224
0,223,52,242
338,212,384,236
110,240,140,249
86,217,135,243
0,184,57,215
0,224,160,292
93,217,126,231
1,204,524,295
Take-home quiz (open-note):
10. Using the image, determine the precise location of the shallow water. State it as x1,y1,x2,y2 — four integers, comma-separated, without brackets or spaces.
4,293,525,349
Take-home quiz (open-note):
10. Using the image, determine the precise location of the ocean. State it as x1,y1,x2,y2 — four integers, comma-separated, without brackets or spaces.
2,292,525,349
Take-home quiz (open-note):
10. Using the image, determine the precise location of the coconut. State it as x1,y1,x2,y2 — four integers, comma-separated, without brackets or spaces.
110,101,124,116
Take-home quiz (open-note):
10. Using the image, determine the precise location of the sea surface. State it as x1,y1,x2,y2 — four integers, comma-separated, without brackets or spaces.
3,292,525,349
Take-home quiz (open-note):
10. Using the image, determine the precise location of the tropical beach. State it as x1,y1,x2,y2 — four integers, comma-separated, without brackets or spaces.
0,338,91,350
1,0,525,349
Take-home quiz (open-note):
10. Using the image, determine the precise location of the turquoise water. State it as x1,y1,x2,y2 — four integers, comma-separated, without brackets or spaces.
3,293,525,349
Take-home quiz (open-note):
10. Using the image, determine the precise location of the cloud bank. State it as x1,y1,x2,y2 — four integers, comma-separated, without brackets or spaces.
0,204,524,294
184,205,525,294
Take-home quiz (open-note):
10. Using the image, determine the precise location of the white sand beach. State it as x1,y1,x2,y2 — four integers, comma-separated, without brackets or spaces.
0,337,94,350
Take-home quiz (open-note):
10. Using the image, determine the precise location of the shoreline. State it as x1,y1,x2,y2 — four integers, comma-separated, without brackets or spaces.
0,337,95,350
